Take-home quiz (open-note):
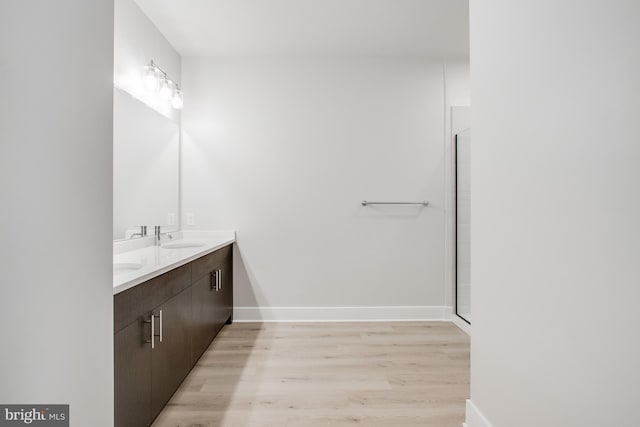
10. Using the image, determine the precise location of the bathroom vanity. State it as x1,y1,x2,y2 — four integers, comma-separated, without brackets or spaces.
113,231,235,427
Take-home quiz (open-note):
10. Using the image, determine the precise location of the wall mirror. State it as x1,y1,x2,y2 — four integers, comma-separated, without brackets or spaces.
113,87,179,240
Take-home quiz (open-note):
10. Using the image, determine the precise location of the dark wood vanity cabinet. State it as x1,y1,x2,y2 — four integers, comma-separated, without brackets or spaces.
190,245,232,363
217,255,233,326
114,244,233,427
114,318,152,427
150,287,193,420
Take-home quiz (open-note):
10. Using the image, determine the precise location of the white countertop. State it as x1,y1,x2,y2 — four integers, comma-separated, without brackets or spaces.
113,230,235,295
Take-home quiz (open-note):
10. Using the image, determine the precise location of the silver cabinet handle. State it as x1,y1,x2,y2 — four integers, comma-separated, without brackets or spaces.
151,314,155,349
218,269,222,290
145,314,155,349
159,310,163,343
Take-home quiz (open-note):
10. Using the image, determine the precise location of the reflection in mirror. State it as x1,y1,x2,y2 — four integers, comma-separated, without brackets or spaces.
113,88,179,240
455,129,471,323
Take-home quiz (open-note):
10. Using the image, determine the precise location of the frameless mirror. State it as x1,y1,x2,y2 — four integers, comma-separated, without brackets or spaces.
113,88,179,240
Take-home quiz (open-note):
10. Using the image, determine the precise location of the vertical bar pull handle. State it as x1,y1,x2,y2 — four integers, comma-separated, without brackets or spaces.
145,314,155,349
218,269,222,290
159,310,163,343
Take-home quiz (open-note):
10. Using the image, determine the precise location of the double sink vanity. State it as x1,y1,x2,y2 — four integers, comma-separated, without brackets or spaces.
112,88,234,426
113,230,236,427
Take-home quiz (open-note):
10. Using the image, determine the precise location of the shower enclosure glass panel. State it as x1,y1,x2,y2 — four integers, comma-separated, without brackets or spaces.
455,129,471,323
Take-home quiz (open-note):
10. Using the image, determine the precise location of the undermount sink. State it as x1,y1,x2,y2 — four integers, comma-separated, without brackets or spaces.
161,241,206,249
113,262,143,272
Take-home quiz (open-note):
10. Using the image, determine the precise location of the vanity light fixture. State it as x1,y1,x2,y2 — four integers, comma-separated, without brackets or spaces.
159,78,173,101
171,89,183,109
144,63,159,90
144,60,183,110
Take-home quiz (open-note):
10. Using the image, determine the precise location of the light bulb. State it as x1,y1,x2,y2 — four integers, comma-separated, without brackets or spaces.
171,89,183,110
144,65,158,90
159,79,173,101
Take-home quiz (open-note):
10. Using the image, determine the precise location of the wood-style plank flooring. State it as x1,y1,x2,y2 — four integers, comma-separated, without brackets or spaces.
152,322,469,427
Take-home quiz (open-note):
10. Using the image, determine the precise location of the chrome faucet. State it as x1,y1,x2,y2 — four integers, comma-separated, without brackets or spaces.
154,225,173,246
130,225,147,239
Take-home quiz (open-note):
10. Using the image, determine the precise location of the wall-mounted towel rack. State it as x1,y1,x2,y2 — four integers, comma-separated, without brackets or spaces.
361,200,429,206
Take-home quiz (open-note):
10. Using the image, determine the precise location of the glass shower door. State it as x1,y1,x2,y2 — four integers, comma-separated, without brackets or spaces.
455,129,471,323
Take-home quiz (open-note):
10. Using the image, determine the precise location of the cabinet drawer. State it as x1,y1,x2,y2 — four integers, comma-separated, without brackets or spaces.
191,244,232,281
114,263,191,333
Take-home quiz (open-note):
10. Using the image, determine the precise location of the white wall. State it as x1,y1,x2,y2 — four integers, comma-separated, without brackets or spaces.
182,56,460,320
468,1,640,426
0,1,114,425
114,0,181,121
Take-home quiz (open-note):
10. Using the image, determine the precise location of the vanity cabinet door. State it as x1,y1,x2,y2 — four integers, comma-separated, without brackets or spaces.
114,318,152,427
216,255,234,326
150,287,192,420
191,271,218,364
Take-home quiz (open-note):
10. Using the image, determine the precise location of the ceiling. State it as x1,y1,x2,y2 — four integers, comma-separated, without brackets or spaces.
133,0,469,57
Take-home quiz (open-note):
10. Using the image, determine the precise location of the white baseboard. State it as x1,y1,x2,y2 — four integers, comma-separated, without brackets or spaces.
233,306,453,322
465,399,494,427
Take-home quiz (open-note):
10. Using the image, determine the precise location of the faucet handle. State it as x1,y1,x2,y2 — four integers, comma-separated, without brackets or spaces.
154,226,162,246
129,225,148,239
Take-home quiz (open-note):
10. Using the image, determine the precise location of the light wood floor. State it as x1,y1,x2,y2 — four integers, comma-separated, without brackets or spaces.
152,322,470,427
